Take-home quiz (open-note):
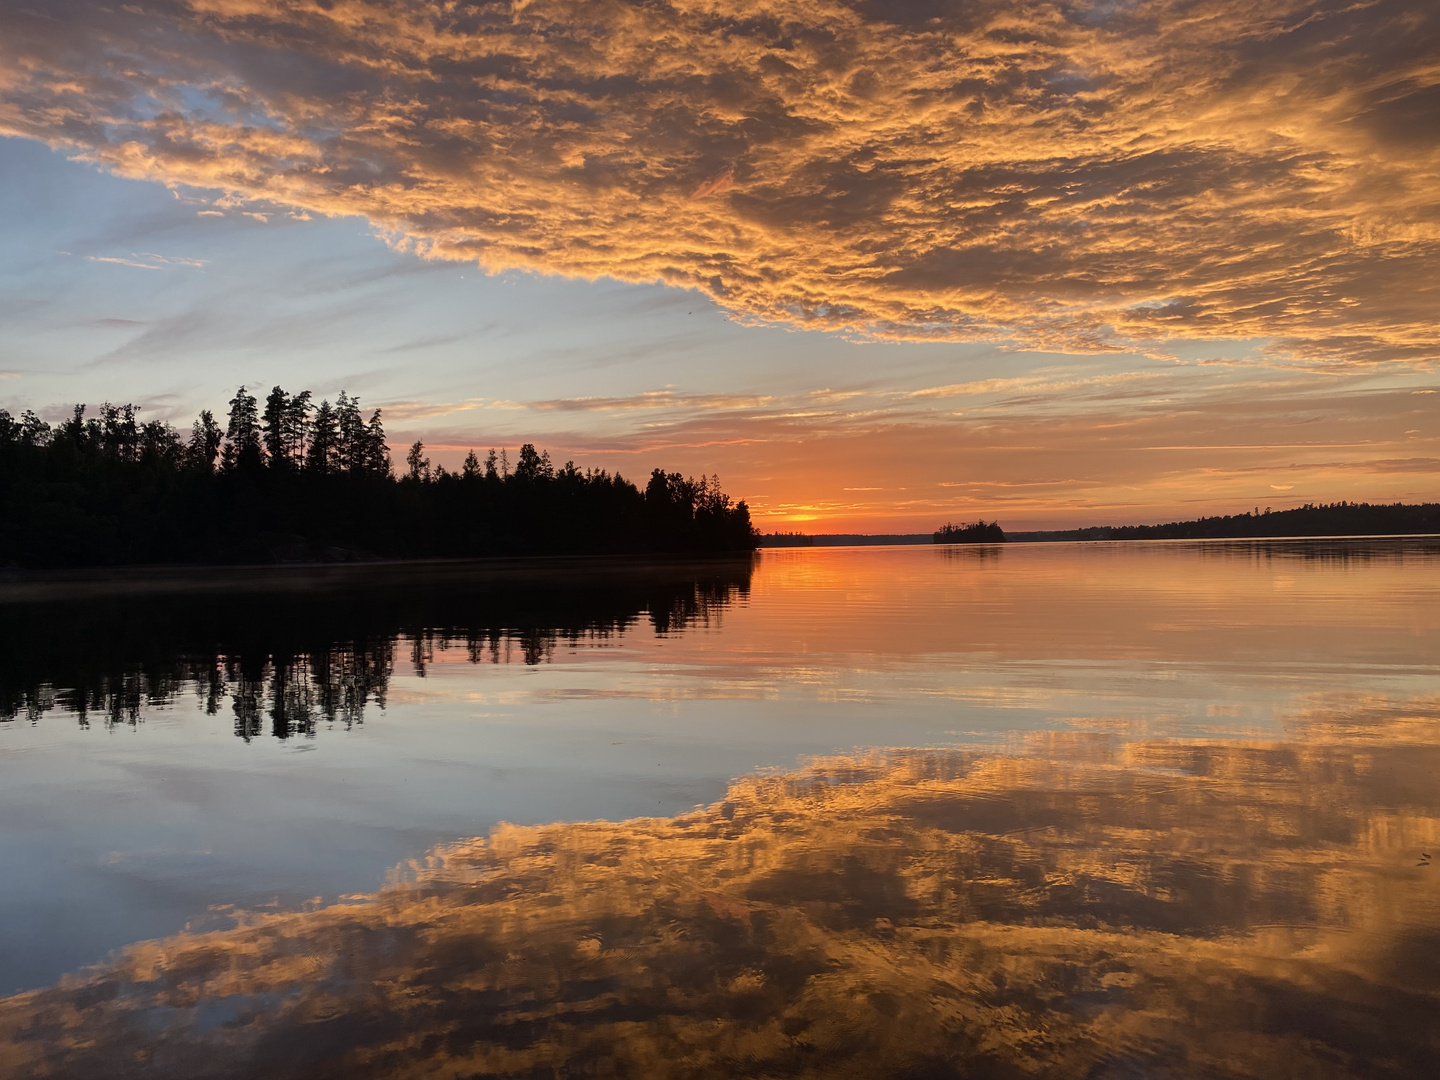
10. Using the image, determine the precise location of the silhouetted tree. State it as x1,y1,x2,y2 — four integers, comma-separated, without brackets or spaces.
364,409,389,476
513,443,552,481
284,390,312,466
100,403,140,463
933,521,1006,544
189,410,223,472
59,404,89,451
1,386,756,566
406,440,430,482
262,386,290,469
335,392,363,473
308,400,338,473
18,410,50,446
225,386,263,471
140,419,181,465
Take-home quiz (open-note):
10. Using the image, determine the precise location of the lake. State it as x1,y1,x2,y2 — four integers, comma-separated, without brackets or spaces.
1,540,1438,1078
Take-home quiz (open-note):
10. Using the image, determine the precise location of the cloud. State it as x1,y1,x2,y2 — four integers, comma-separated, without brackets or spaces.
379,398,488,420
2,1,1436,363
377,333,468,354
70,251,207,270
82,255,161,271
477,368,1438,528
689,165,736,201
527,390,777,413
906,369,1163,401
134,251,207,268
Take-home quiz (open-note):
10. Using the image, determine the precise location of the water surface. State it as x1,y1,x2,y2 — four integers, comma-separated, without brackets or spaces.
1,541,1437,1077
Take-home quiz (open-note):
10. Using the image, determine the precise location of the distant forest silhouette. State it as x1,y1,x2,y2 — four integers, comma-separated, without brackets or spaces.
0,388,754,567
760,503,1440,548
933,520,1006,544
1012,502,1440,542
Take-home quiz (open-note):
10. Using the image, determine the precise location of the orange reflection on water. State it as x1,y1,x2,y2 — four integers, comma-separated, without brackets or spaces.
3,692,1437,1079
666,540,1440,671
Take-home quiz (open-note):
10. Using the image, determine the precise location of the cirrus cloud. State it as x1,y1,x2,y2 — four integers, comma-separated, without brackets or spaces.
1,0,1437,362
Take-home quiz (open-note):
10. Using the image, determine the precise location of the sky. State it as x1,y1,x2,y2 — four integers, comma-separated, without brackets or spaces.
1,0,1437,531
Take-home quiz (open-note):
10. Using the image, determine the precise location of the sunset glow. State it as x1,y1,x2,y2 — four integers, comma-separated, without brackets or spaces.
6,11,1440,1071
2,0,1437,526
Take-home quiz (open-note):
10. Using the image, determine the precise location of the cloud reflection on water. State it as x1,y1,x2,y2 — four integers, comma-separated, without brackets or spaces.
2,695,1438,1078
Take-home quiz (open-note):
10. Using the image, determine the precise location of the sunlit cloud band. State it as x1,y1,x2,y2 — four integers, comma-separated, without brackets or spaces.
2,0,1438,362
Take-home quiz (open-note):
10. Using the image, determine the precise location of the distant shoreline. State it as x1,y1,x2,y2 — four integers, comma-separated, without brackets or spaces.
759,531,1440,548
1008,531,1440,544
758,501,1440,547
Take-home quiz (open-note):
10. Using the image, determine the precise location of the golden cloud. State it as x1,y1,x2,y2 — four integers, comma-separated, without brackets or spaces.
2,699,1437,1076
527,389,778,412
2,1,1438,362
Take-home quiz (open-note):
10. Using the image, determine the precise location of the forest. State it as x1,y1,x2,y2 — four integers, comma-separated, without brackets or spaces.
1010,502,1440,542
0,387,755,568
933,520,1007,544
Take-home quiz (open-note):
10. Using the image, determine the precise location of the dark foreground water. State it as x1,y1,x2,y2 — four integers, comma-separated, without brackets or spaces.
1,541,1438,1078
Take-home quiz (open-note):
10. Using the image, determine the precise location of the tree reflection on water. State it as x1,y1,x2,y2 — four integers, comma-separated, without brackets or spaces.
2,694,1437,1079
0,556,756,733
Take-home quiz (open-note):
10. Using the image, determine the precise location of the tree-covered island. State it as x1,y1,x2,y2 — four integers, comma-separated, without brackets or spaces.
933,520,1006,544
0,387,755,568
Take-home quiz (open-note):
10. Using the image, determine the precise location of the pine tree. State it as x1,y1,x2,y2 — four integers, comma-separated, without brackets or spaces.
308,400,337,473
285,390,312,466
365,409,389,477
224,387,263,471
188,410,222,472
406,440,430,482
262,386,290,469
335,393,363,474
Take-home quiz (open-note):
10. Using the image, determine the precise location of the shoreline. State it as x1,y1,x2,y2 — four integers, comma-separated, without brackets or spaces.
0,550,761,604
5,534,1439,601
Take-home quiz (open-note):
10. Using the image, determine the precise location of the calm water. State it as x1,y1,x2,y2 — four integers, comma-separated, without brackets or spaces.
1,541,1438,1078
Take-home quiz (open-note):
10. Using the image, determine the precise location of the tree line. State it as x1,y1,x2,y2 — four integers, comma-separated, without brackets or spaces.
0,387,755,567
933,520,1006,544
1009,502,1440,542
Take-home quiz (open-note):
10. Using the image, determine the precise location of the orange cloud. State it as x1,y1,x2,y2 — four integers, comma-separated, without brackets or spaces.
1,1,1437,363
388,360,1438,530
